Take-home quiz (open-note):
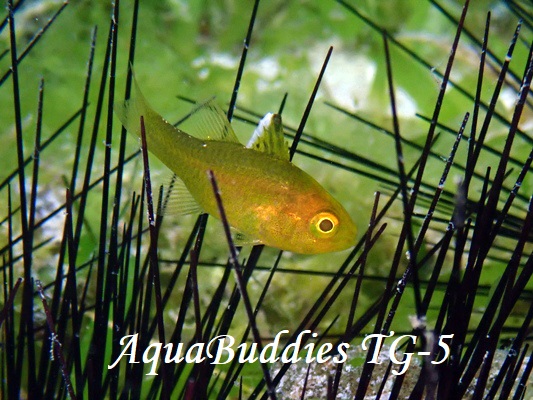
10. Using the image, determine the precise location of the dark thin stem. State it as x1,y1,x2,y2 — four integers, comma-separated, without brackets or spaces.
207,170,277,400
7,0,36,395
36,281,77,400
382,31,422,316
226,0,260,121
139,115,170,399
87,4,118,395
0,1,69,87
70,26,97,194
0,277,23,329
289,46,333,160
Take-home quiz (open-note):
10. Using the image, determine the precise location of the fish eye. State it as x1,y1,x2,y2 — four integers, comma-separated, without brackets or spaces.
319,218,334,233
310,212,338,238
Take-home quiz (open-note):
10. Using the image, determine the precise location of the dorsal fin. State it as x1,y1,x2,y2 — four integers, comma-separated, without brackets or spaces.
246,113,289,160
184,99,241,143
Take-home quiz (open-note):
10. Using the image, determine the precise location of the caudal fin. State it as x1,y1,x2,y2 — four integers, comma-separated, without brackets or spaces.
114,75,150,137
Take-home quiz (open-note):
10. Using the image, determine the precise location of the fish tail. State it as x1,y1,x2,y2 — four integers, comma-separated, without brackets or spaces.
114,75,151,137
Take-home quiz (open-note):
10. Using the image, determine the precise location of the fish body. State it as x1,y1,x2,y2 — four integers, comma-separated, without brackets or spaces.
115,81,357,254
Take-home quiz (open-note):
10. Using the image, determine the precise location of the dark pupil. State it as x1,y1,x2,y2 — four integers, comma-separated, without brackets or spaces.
319,218,334,232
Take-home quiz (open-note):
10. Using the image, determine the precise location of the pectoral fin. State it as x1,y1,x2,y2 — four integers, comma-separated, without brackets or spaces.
231,228,263,247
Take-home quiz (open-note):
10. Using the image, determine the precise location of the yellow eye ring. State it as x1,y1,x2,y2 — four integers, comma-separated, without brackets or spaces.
310,212,339,238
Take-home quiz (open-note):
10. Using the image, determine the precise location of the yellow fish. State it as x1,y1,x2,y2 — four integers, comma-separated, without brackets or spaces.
114,80,357,254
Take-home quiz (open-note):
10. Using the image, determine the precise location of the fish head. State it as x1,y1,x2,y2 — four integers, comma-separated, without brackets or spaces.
262,185,357,254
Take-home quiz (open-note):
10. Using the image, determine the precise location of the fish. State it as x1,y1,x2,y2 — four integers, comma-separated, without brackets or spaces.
114,79,357,254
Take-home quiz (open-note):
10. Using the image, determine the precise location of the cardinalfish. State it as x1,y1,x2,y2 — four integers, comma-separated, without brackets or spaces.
114,78,357,254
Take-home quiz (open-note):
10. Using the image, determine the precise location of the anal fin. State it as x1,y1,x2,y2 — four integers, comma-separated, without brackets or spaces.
158,174,203,216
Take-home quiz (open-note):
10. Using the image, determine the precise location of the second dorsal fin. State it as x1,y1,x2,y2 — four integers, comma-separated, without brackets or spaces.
246,113,289,160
